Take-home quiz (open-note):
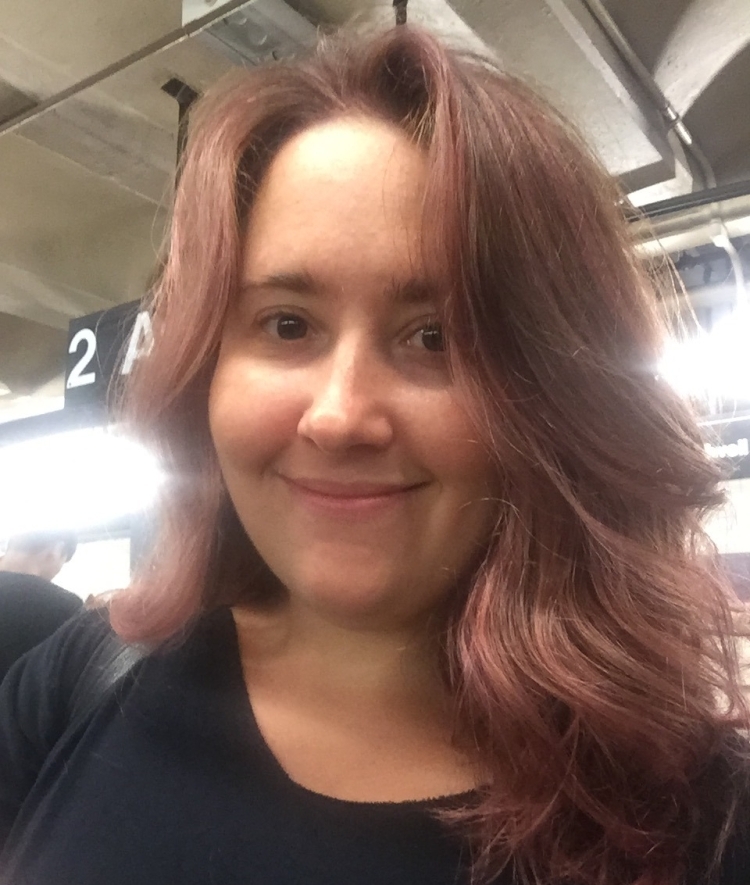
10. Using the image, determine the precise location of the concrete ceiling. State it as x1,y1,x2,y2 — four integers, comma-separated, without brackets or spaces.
0,0,749,420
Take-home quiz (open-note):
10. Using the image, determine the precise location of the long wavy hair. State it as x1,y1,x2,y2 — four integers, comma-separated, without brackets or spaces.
110,25,749,885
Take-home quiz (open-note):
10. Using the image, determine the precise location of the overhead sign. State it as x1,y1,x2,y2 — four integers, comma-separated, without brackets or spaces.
702,417,750,480
65,301,153,411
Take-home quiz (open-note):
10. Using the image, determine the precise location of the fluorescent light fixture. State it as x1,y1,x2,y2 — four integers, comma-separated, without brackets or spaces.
0,427,164,537
659,307,750,404
0,382,10,397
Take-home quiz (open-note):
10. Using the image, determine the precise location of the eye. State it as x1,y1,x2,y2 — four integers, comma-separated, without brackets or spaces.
262,313,309,341
409,322,445,353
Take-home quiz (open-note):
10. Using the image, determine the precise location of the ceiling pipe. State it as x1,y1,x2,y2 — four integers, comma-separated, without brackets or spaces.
635,199,750,256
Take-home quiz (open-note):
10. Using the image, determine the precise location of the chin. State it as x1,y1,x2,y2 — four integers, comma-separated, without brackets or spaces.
305,581,395,616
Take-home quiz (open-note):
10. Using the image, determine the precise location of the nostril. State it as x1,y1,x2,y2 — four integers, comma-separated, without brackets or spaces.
297,404,394,453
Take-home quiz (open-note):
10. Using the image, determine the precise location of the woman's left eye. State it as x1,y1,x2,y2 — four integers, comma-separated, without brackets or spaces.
261,313,309,340
408,323,445,353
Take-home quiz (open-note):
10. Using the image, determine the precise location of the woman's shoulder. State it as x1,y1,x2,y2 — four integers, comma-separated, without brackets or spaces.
0,608,121,732
3,606,115,684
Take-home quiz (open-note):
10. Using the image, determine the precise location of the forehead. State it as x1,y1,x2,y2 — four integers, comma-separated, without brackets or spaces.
242,118,431,288
255,117,426,208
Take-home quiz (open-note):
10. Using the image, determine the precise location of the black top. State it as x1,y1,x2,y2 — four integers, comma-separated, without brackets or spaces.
0,572,82,683
0,608,748,885
0,608,481,885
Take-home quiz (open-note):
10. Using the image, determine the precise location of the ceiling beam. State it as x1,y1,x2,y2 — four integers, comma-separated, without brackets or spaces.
543,0,677,192
0,261,114,330
0,35,174,204
653,0,750,117
18,97,175,205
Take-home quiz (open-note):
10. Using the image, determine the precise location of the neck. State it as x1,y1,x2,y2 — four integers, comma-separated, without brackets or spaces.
0,553,48,579
232,600,447,710
232,600,481,802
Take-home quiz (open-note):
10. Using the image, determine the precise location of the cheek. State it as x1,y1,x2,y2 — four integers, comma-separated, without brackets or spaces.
436,408,499,544
418,397,495,496
208,358,302,469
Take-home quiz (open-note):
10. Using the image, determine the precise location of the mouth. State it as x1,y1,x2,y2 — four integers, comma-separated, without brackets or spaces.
279,475,428,515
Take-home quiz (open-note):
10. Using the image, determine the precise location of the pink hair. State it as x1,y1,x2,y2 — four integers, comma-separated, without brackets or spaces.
111,26,750,885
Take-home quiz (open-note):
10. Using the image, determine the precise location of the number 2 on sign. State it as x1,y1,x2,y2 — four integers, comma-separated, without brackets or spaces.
67,327,97,388
66,310,154,389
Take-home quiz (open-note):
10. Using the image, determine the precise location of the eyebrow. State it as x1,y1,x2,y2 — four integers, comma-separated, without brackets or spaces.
240,271,320,298
384,277,437,306
239,271,437,306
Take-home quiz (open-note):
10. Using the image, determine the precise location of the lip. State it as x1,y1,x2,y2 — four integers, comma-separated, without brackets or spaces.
280,475,426,516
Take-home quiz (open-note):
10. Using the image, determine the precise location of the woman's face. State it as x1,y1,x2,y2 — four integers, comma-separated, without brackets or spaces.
209,117,497,630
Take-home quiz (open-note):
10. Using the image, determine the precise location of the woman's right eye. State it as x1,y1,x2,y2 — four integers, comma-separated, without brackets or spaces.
261,313,309,340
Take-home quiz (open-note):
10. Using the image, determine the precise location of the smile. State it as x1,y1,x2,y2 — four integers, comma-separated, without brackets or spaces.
279,475,427,516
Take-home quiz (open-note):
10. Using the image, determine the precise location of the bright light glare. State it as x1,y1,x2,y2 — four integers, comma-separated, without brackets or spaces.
659,308,750,403
0,427,164,537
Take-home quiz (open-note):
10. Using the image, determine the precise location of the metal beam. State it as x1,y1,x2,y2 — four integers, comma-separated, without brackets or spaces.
0,0,259,140
637,180,750,220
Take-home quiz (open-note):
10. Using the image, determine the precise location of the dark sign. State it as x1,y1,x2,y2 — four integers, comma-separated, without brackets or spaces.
65,301,153,411
702,417,750,480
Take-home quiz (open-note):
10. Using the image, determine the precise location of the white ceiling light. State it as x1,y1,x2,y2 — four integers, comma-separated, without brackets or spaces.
0,382,10,397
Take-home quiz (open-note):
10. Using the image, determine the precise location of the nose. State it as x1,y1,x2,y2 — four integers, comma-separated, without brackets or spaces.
297,337,395,453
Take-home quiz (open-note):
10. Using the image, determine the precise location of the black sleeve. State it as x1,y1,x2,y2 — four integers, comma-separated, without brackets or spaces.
0,610,112,850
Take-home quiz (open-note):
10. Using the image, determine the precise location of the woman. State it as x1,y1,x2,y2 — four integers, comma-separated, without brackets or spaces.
1,24,748,885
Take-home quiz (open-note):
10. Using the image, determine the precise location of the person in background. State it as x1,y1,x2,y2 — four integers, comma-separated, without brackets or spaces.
0,531,81,682
1,24,749,885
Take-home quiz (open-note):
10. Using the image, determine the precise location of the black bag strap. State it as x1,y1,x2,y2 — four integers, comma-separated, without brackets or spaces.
66,627,146,735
